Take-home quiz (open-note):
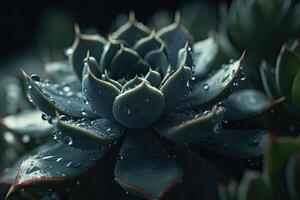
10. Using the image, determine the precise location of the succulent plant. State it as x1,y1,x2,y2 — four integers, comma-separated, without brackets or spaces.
0,12,283,200
210,0,300,85
219,0,300,63
259,42,300,135
219,136,300,200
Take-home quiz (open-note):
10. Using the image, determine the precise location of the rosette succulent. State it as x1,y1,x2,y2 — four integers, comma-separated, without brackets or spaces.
219,136,300,200
0,13,281,200
218,0,300,63
259,42,300,135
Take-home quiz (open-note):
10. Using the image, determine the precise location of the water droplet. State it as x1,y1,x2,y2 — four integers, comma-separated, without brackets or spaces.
59,115,67,121
203,110,210,115
63,86,71,92
146,98,150,103
127,108,131,115
42,155,54,160
203,83,209,90
21,135,30,143
31,74,40,82
213,123,222,134
63,136,73,146
186,80,190,87
240,72,246,81
27,85,32,90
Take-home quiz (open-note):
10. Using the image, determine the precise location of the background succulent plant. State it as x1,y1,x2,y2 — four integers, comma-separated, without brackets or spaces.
219,136,300,200
0,12,283,200
259,42,300,136
214,0,300,84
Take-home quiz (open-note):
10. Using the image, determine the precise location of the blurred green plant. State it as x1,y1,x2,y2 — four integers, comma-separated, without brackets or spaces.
219,136,300,200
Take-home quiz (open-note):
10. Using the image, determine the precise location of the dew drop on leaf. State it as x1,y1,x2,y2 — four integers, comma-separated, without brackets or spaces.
203,83,209,90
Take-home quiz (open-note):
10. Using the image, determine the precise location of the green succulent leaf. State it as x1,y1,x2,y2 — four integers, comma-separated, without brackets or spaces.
113,80,165,129
264,137,300,200
99,39,122,73
144,45,169,76
156,18,193,67
192,36,219,79
176,42,193,70
101,72,123,90
44,61,79,86
223,89,284,121
133,31,164,58
153,106,225,143
121,76,143,92
22,70,96,118
0,109,52,138
54,114,124,150
82,69,120,119
259,61,280,100
160,65,192,111
110,46,141,79
114,129,183,200
112,13,151,46
197,129,269,158
178,54,244,110
292,69,300,107
145,68,162,88
286,152,300,200
0,143,54,185
237,171,272,200
82,53,101,79
7,143,107,192
275,47,300,112
126,59,150,79
69,25,106,79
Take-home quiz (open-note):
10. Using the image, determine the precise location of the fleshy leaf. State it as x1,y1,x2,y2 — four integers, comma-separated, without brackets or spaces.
197,129,269,158
178,54,244,110
0,143,54,185
54,115,124,150
164,141,225,200
12,143,108,188
275,47,300,112
292,69,300,107
82,69,120,119
125,59,149,80
176,42,193,70
259,61,280,100
121,76,144,92
153,106,226,143
145,68,162,88
82,53,102,79
223,89,284,121
69,25,106,79
237,171,272,200
99,39,122,73
0,109,52,137
144,45,169,76
44,61,79,86
192,36,219,79
112,13,151,46
22,70,96,118
133,31,164,58
110,46,140,79
264,137,300,199
113,80,165,129
160,65,192,111
114,129,183,200
286,152,300,200
157,18,193,67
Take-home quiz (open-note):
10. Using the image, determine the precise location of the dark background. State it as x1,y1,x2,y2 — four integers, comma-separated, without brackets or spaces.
0,0,230,62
